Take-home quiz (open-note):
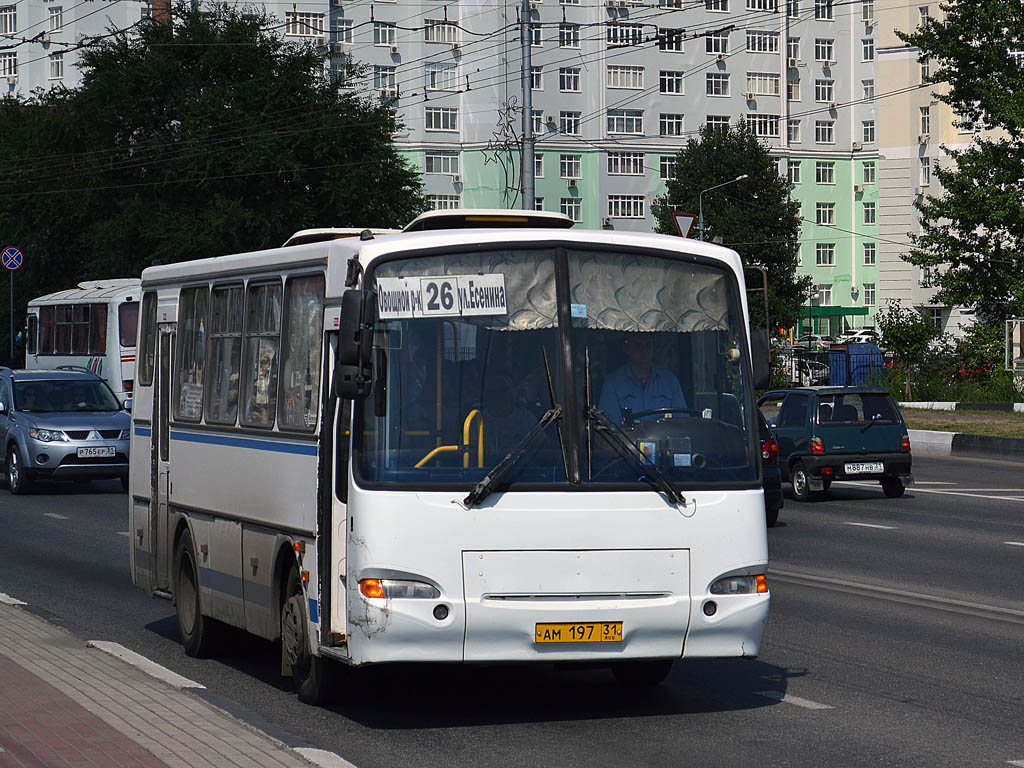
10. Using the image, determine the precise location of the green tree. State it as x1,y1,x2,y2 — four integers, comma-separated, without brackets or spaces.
0,4,424,361
876,300,939,398
652,121,808,332
897,1,1024,320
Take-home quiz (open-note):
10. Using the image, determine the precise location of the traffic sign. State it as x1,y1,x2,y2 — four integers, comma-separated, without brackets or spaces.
1,246,23,271
672,213,696,238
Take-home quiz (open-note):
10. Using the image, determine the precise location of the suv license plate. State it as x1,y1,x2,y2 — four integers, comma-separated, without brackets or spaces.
535,622,623,643
844,461,883,474
78,446,116,458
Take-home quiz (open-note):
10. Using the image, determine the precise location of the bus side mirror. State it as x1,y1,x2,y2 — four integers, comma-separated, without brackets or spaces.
335,289,373,400
751,329,771,390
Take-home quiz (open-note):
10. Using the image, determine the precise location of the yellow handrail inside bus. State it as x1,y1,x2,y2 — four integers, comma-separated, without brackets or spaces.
462,409,484,469
414,445,459,468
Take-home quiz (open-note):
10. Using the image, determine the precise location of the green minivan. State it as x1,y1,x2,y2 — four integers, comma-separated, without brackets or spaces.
758,386,913,501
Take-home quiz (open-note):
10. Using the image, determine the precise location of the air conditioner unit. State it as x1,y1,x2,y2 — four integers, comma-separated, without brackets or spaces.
865,18,874,28
828,101,837,110
380,88,399,99
332,0,343,6
603,217,613,226
389,45,400,54
5,75,15,85
332,41,345,53
545,114,556,124
530,0,540,9
854,183,864,193
716,54,725,62
746,91,756,101
451,174,463,184
567,178,578,188
451,43,461,53
852,141,862,150
918,133,929,143
914,186,924,196
787,57,799,68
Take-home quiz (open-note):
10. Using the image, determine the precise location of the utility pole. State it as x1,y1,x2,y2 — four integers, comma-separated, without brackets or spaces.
520,0,535,210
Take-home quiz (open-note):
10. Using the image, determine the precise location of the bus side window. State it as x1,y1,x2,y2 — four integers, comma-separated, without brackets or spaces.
279,274,325,432
138,292,157,387
89,303,108,355
205,285,243,425
241,281,282,428
26,315,37,356
39,306,54,355
174,286,209,423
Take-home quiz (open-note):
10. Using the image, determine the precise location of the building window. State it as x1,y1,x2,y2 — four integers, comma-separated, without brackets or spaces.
532,66,543,90
788,80,801,101
48,6,62,31
706,0,729,10
608,152,645,175
425,63,457,90
746,0,777,8
607,65,644,89
815,120,835,143
863,283,876,307
535,154,544,178
331,18,354,43
921,157,931,185
532,110,543,133
927,307,942,328
921,56,930,81
374,22,396,45
862,38,874,61
560,67,582,92
863,161,876,184
560,198,582,222
920,106,931,135
788,37,800,60
425,107,459,131
786,0,799,15
660,0,684,6
707,115,730,132
427,194,462,210
863,120,876,143
659,71,684,95
0,51,16,77
814,79,834,102
530,23,542,46
747,72,780,96
863,202,876,224
607,195,646,218
814,0,833,20
48,51,63,80
746,30,780,53
816,202,836,226
373,65,397,94
660,113,684,136
286,11,324,37
864,242,876,265
789,161,801,183
561,0,581,5
815,161,835,184
819,285,833,306
425,19,459,43
559,23,580,48
658,28,684,52
814,38,834,62
919,5,929,26
748,113,780,137
788,119,801,142
707,31,729,54
560,154,582,179
816,243,836,266
560,111,582,135
607,23,644,47
862,0,874,22
607,109,644,134
862,79,875,100
707,72,730,96
425,151,460,175
659,156,677,180
534,198,545,211
0,5,16,34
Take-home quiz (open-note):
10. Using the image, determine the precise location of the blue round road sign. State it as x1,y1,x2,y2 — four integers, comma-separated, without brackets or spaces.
1,246,23,271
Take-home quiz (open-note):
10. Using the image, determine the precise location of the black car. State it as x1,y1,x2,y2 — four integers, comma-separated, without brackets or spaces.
758,410,783,527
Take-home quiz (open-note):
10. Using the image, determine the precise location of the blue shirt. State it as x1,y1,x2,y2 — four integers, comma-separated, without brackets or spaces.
598,364,687,423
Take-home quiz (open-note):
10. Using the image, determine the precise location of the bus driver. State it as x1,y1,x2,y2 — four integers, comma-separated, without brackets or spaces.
598,334,687,424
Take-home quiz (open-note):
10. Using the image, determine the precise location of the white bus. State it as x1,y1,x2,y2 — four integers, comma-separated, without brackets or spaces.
26,279,141,402
129,212,771,704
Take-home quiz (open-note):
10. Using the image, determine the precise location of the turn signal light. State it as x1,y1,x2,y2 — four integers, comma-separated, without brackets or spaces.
293,541,306,554
756,574,768,594
761,438,779,460
360,578,386,598
901,434,911,452
810,436,824,455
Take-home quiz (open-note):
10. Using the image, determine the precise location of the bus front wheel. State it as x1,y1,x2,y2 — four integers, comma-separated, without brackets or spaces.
174,529,223,658
612,659,674,687
281,566,334,705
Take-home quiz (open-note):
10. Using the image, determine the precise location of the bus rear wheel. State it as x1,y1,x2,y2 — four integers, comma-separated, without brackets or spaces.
174,529,222,658
612,659,674,687
281,566,334,705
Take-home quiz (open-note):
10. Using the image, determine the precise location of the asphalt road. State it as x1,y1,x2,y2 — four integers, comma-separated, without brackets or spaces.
1,456,1022,768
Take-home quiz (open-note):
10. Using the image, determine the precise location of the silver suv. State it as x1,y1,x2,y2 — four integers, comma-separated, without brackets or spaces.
0,368,131,494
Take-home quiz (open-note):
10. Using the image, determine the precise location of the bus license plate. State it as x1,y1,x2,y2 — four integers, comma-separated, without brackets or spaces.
535,622,623,643
77,446,116,458
844,461,883,474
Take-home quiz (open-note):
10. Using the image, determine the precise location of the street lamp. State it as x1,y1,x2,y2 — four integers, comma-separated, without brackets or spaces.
698,174,749,241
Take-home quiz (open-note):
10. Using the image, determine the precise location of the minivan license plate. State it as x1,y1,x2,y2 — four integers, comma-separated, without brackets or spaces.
844,461,883,474
77,446,116,458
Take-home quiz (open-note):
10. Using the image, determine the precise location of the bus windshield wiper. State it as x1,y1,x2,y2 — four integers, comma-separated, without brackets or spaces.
463,405,562,508
583,405,686,506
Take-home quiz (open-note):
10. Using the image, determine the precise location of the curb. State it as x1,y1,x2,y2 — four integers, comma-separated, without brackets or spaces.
908,429,1024,463
902,401,1024,413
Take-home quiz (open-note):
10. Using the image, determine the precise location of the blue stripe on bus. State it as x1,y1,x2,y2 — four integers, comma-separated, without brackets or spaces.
169,430,318,456
134,426,152,437
309,598,319,623
199,566,243,598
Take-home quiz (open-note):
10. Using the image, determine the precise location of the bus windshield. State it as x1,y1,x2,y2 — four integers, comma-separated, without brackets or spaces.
354,246,757,490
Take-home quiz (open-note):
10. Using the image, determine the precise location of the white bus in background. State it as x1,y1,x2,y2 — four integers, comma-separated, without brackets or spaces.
129,211,772,705
26,279,141,402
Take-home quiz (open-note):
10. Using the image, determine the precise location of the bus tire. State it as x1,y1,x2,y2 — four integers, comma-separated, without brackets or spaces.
281,566,333,705
174,529,222,658
7,447,32,495
612,659,674,687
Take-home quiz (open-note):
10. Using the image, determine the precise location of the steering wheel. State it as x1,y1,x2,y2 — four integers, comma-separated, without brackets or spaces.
627,407,700,422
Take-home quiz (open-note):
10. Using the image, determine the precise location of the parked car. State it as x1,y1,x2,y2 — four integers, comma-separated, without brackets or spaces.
757,386,912,501
794,334,834,351
835,328,880,346
0,368,131,494
758,410,783,527
795,358,830,386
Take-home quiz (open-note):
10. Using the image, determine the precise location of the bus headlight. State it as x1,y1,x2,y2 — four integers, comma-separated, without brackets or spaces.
709,574,768,595
359,579,441,599
28,428,67,443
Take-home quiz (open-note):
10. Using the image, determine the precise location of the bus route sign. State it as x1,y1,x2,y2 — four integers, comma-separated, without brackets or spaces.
1,246,23,271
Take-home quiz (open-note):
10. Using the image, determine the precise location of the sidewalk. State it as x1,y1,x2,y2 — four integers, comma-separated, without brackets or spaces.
0,599,332,768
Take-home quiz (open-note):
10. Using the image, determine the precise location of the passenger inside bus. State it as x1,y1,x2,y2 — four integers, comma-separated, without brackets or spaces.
597,334,687,424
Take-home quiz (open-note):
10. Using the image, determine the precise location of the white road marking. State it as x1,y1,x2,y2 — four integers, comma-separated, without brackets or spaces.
42,512,70,520
1005,761,1024,767
913,481,956,485
847,482,1024,503
87,641,205,689
844,522,898,530
755,690,833,710
117,531,130,537
295,748,360,768
1005,542,1024,548
0,593,27,606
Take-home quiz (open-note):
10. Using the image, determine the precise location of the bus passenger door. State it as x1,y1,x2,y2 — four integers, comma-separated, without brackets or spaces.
150,327,174,593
